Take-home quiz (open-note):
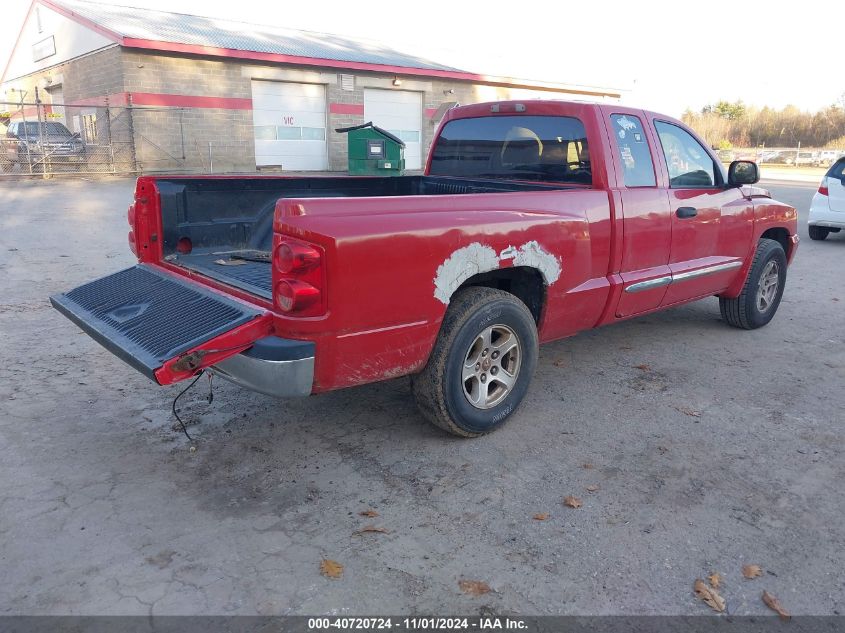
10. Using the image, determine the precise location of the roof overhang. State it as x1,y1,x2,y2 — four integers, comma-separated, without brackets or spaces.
120,38,622,98
4,0,623,99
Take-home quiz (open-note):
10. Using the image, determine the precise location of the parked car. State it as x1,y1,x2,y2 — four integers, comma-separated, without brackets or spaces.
808,157,845,240
51,100,799,437
758,150,782,163
2,121,86,172
817,150,843,168
785,151,818,166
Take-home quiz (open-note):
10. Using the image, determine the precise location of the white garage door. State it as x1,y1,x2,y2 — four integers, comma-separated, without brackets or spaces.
364,89,422,170
46,85,66,128
251,80,327,171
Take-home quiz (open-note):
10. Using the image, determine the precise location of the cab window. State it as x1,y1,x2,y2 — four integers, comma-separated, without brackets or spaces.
610,114,656,187
429,115,591,185
654,121,719,188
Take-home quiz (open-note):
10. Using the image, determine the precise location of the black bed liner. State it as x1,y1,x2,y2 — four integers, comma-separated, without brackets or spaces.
172,252,272,300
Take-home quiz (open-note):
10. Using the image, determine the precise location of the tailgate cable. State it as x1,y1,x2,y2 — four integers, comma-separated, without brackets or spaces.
171,370,215,445
171,343,252,445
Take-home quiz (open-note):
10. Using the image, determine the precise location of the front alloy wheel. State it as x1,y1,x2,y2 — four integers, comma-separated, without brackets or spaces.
719,238,787,330
755,260,780,313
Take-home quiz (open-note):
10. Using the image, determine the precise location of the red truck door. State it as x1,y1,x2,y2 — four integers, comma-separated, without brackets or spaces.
601,108,673,317
648,119,754,305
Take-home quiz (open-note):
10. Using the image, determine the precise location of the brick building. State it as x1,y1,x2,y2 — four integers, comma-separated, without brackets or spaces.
1,0,622,173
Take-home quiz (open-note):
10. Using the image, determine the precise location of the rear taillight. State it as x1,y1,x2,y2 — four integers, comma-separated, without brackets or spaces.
277,241,320,273
818,177,829,196
276,279,320,312
273,238,325,316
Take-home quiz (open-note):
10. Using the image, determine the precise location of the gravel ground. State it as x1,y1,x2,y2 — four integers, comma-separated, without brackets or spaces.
0,177,842,616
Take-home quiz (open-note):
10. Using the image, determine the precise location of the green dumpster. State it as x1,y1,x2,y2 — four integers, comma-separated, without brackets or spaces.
335,121,405,176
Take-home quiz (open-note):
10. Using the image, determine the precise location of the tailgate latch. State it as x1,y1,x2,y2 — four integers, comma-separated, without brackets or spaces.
172,350,209,373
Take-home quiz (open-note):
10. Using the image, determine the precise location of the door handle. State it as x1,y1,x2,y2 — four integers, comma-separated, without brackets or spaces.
676,206,698,219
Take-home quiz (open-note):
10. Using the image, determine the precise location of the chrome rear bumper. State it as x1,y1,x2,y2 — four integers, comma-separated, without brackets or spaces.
210,336,314,398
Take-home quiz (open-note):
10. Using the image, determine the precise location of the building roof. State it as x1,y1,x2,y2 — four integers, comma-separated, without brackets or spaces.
49,0,463,73
6,0,622,97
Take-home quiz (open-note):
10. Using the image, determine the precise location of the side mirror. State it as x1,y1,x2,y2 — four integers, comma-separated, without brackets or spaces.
728,160,759,186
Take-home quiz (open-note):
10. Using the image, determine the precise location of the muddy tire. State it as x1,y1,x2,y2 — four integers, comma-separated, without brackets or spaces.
719,238,787,330
412,287,538,437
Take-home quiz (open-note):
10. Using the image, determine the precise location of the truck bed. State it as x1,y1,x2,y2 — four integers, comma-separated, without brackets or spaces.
157,175,574,298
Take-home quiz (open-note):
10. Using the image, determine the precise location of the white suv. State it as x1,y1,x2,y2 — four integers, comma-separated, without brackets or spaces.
808,158,845,240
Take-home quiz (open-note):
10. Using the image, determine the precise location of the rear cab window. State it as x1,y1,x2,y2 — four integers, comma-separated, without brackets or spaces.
609,114,656,187
429,115,591,185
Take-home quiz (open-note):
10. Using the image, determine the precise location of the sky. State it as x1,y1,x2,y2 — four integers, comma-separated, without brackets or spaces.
1,0,842,118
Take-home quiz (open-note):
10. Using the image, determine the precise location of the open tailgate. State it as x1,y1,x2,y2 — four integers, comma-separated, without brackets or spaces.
50,265,273,384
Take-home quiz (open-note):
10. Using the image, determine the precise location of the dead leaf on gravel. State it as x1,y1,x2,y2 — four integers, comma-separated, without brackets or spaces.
353,525,390,535
553,359,566,367
694,578,726,613
708,573,722,589
742,564,763,579
533,512,550,521
586,485,600,493
359,509,379,517
762,590,790,620
634,364,651,371
563,495,583,508
583,463,594,469
320,559,343,579
459,580,492,596
676,406,702,418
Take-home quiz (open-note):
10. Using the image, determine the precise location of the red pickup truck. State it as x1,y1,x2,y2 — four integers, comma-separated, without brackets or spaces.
52,100,799,437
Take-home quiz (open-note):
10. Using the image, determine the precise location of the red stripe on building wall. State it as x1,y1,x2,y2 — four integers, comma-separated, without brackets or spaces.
54,93,250,109
129,93,252,109
66,95,121,106
329,103,364,115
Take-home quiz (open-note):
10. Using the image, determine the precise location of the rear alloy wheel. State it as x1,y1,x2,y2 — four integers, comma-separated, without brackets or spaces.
808,225,830,241
412,287,538,437
719,238,787,330
461,323,522,410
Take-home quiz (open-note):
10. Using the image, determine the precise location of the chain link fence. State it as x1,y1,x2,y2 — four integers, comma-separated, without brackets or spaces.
0,99,194,177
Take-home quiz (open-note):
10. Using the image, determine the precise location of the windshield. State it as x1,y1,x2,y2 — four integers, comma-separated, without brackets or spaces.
429,115,591,184
18,122,72,136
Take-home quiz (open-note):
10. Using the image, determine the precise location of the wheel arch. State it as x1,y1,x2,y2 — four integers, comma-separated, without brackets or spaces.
760,227,792,259
452,266,546,325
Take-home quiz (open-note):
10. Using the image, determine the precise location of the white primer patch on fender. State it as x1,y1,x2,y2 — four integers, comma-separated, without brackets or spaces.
433,240,562,305
500,240,562,285
433,243,500,304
